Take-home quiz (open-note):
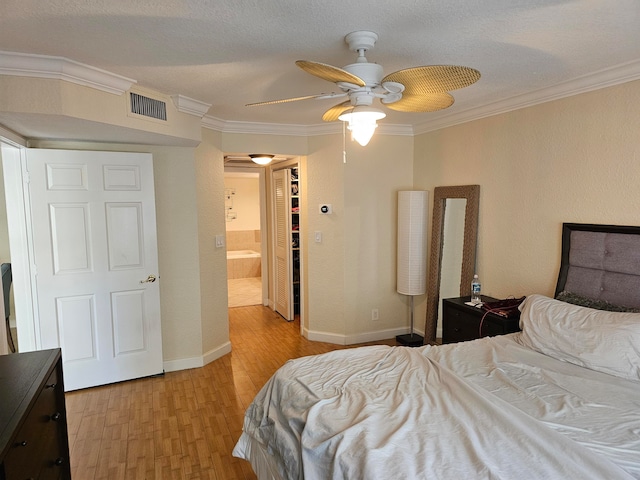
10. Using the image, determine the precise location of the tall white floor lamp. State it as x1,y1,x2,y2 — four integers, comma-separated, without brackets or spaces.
396,190,428,347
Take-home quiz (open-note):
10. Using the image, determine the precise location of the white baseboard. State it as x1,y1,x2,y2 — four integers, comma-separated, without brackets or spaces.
307,326,425,346
203,341,232,366
306,329,347,345
163,356,203,372
163,341,232,372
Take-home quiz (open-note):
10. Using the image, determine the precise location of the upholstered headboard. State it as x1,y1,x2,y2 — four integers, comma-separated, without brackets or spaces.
555,223,640,309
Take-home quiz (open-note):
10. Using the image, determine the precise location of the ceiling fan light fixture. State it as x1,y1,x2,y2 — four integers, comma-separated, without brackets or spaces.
249,154,275,165
338,107,386,147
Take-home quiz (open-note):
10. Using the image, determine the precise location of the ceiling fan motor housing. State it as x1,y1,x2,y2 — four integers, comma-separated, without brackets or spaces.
342,62,384,87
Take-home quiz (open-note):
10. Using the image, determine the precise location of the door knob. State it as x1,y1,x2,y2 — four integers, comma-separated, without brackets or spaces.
140,274,157,284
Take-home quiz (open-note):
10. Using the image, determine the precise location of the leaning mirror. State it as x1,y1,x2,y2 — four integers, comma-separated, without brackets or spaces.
424,185,480,344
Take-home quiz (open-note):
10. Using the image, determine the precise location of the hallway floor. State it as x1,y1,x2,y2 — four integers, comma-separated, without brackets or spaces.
227,277,262,308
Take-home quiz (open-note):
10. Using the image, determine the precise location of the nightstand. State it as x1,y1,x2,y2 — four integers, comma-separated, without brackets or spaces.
442,296,521,344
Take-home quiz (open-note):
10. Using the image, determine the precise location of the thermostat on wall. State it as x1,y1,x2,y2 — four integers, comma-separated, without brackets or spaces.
319,204,333,214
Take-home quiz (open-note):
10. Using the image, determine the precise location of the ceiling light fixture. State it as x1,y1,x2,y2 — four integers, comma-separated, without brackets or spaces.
338,107,386,147
249,154,275,166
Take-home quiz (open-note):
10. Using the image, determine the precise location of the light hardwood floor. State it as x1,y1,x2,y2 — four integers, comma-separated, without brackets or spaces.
65,305,398,479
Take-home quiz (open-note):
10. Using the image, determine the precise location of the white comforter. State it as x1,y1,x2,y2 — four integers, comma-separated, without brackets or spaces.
233,335,640,479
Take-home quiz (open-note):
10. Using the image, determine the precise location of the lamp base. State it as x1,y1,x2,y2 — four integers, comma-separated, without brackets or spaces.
395,333,424,347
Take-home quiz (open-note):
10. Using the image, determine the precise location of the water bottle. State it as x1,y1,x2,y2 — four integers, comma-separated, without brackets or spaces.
471,274,482,304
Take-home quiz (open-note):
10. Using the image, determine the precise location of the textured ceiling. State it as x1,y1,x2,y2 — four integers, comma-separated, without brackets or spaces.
1,0,639,132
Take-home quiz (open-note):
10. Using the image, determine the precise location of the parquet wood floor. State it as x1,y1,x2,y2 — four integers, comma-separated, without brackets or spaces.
65,305,398,479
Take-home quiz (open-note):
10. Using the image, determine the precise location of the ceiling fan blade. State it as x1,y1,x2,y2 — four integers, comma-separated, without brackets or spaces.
384,92,454,112
296,60,366,87
246,94,328,107
382,66,480,94
322,101,353,122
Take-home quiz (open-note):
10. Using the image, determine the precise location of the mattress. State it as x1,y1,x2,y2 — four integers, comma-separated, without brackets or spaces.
233,333,640,479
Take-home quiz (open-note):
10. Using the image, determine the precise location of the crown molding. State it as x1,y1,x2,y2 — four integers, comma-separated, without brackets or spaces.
205,60,640,137
201,114,414,137
377,123,414,136
201,115,227,132
171,94,212,118
3,50,638,137
413,59,640,135
0,51,136,95
202,116,328,136
202,117,343,136
0,124,27,148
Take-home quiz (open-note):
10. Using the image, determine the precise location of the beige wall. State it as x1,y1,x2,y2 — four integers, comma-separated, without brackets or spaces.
305,133,414,342
343,135,414,339
194,128,230,359
414,79,640,328
305,135,348,337
224,175,261,232
0,77,203,146
222,132,308,156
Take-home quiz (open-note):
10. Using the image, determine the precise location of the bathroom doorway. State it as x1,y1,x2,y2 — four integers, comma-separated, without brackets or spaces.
224,168,266,307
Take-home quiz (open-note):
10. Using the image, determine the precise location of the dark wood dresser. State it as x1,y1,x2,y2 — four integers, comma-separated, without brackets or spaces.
0,349,71,479
442,296,521,344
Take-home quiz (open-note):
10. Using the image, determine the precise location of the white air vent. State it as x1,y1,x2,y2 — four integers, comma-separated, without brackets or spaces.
130,92,167,121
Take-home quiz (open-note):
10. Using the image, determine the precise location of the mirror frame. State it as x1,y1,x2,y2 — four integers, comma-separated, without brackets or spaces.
424,185,480,344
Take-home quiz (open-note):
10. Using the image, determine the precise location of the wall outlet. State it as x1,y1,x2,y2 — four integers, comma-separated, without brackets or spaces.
371,308,379,321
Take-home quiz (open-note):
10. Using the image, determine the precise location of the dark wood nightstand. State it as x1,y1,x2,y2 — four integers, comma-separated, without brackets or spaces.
442,296,521,344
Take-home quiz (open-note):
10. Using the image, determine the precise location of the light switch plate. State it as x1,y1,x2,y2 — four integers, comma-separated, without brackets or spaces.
215,235,225,248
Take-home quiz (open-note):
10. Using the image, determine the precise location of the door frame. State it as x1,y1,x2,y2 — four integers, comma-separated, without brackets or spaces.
1,143,39,351
223,166,269,306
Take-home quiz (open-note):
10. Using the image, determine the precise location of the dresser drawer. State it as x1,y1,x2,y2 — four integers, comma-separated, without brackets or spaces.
0,351,71,480
442,303,482,343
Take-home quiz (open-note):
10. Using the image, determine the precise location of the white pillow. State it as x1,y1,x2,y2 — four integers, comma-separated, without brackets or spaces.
518,294,640,381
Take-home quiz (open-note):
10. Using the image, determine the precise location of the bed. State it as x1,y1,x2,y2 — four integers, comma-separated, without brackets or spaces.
233,223,640,479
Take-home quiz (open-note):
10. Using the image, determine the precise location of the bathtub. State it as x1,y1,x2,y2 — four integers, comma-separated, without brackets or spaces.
227,250,261,260
227,250,261,279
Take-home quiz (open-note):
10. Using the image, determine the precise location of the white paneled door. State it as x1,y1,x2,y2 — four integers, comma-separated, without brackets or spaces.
26,149,163,391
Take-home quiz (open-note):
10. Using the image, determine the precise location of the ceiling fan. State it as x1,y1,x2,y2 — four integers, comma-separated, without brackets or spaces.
247,30,481,145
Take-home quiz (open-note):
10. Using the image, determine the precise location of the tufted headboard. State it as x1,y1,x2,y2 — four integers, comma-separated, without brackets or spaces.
555,223,640,309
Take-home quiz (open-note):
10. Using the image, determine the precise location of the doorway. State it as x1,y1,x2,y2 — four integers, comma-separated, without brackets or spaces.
224,168,267,308
222,155,305,333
